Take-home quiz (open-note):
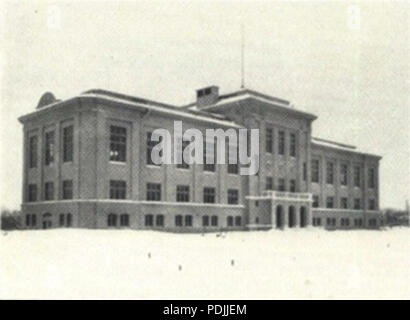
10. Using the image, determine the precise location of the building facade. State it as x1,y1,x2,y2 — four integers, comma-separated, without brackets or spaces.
19,87,382,231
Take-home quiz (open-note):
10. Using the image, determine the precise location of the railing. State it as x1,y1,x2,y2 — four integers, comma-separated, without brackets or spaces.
261,190,312,201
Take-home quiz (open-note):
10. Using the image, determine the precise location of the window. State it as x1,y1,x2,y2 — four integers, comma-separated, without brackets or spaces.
45,131,55,165
326,162,334,184
340,164,348,186
354,166,361,187
175,215,183,227
211,215,218,226
28,184,37,202
185,215,193,227
108,214,117,227
146,132,159,165
290,133,296,157
59,214,65,226
203,187,215,203
341,218,350,227
227,216,234,227
326,196,334,208
354,198,361,210
203,138,215,172
312,195,319,208
63,125,73,162
110,180,126,199
313,217,322,226
354,218,363,227
227,141,238,174
235,216,242,226
227,189,239,204
29,135,38,168
266,128,273,153
59,213,72,227
66,213,72,227
340,197,348,209
45,182,54,200
278,130,285,155
62,180,73,200
176,139,190,169
266,177,273,190
289,179,296,192
311,159,320,183
202,215,209,227
156,214,164,227
146,183,161,201
120,214,129,226
368,168,376,189
145,214,154,226
303,162,307,181
369,218,377,227
326,218,336,227
176,185,190,202
26,214,37,227
109,126,126,162
278,178,285,192
368,199,376,210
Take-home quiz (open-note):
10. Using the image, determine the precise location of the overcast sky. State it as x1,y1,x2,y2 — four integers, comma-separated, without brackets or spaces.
1,0,409,210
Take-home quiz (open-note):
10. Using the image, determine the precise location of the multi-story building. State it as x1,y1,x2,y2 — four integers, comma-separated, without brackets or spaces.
19,86,382,231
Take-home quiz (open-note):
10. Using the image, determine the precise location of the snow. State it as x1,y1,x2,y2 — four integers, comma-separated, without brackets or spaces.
1,228,409,299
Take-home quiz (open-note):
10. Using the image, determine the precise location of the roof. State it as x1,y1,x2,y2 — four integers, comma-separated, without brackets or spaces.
183,88,317,121
312,137,382,159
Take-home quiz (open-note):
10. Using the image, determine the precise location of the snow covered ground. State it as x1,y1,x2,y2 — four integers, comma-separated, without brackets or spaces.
1,228,409,299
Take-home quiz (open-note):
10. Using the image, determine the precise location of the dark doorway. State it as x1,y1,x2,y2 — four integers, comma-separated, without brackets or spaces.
276,205,284,228
288,206,296,228
300,207,307,228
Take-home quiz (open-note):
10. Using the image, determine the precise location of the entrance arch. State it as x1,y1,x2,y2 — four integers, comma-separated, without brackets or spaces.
288,206,296,228
300,206,307,228
276,205,284,229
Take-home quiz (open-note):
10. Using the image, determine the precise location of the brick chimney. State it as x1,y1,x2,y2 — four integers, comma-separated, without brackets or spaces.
196,86,219,108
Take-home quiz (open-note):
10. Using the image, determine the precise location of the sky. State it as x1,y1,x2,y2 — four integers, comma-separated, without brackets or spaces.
1,0,409,210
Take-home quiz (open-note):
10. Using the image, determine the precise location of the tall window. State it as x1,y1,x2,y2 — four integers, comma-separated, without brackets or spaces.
120,214,129,226
354,166,361,187
26,214,37,227
176,139,190,169
303,162,307,181
278,130,285,155
156,214,164,227
185,215,193,227
109,126,126,162
266,128,273,153
368,199,376,210
290,133,296,157
227,189,239,204
289,179,296,192
176,185,190,202
340,164,348,186
63,125,73,162
341,197,348,209
175,215,183,227
146,132,159,166
326,162,334,184
227,141,238,174
326,196,334,209
62,180,73,199
29,136,37,168
368,168,376,189
311,159,320,183
227,216,234,227
107,214,117,227
312,195,319,208
202,215,209,227
203,187,215,203
109,180,126,199
45,131,55,165
146,183,161,201
266,177,273,190
354,198,361,210
28,184,37,202
203,138,215,172
45,182,54,200
235,216,242,226
145,214,154,226
211,215,218,226
278,178,286,191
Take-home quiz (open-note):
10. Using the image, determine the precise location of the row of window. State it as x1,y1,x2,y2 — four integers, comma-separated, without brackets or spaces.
29,125,73,168
28,180,73,202
310,159,376,189
265,128,297,157
312,217,376,227
265,177,296,192
312,195,377,210
25,213,72,227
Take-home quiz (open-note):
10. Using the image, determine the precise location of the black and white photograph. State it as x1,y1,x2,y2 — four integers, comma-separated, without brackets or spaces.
0,0,409,302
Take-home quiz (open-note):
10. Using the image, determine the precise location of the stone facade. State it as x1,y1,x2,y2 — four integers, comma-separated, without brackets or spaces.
19,87,382,231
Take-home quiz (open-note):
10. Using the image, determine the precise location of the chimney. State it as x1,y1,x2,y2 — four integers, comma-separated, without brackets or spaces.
196,86,219,108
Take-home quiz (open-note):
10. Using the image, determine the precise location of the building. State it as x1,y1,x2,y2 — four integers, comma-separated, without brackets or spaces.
18,86,382,231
